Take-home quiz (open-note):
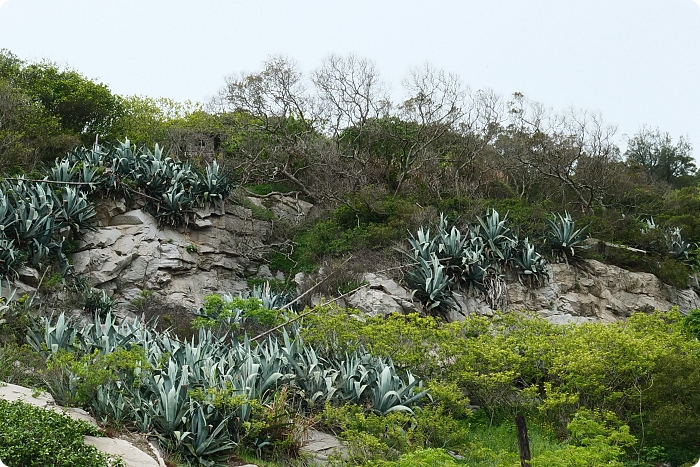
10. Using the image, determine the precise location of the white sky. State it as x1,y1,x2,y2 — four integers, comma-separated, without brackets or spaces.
0,0,699,156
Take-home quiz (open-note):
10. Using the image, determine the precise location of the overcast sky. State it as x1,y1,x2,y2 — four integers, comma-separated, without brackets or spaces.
0,0,699,155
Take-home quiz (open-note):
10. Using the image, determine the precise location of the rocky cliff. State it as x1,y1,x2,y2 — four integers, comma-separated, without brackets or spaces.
7,196,700,323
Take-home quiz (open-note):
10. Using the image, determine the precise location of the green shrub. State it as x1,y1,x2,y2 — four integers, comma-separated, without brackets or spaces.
681,308,700,339
530,409,636,467
44,346,148,406
655,259,689,288
0,343,46,387
368,448,460,467
0,398,121,467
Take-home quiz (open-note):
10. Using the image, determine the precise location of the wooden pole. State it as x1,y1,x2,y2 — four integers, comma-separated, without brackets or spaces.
515,414,531,467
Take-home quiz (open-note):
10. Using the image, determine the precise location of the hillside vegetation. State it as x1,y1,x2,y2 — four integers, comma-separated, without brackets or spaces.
1,49,700,467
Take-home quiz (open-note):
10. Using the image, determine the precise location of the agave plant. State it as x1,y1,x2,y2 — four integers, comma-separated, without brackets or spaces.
0,285,16,326
368,361,430,415
155,186,194,227
404,254,457,319
146,360,192,435
197,160,232,206
665,227,696,264
79,311,135,355
176,402,236,466
334,351,373,404
512,238,548,287
454,240,487,294
250,281,294,311
437,224,469,272
27,312,78,355
0,192,17,235
407,225,440,263
51,158,79,183
92,382,132,426
55,186,97,233
474,209,514,261
546,211,590,260
285,342,339,408
9,184,56,244
0,238,21,280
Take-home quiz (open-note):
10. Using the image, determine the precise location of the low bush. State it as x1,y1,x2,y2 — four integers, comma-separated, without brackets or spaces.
0,398,121,467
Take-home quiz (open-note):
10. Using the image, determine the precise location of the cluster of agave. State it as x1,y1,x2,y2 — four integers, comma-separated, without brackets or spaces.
63,140,233,227
642,217,697,265
404,211,550,318
405,210,589,319
0,140,233,281
0,177,96,280
27,309,428,465
665,227,697,264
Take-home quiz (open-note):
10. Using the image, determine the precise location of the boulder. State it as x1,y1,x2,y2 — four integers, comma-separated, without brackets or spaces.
346,273,421,316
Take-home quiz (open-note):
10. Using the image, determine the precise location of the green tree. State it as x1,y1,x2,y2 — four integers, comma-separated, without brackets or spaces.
0,77,66,173
625,127,696,188
0,49,123,147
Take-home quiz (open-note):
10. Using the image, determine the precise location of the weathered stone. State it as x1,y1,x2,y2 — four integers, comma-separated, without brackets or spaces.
72,248,136,285
95,197,127,226
193,218,213,229
301,429,345,464
112,235,139,256
110,209,149,226
76,227,122,251
346,274,421,316
246,195,314,224
451,259,700,322
84,436,160,467
16,265,40,287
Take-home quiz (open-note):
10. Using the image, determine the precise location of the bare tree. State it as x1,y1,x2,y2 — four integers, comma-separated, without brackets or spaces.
390,63,469,194
313,54,390,139
213,55,317,199
501,93,622,212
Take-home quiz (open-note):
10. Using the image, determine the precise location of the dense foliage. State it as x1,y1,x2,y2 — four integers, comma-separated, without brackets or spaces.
0,139,233,281
0,398,120,467
1,49,700,467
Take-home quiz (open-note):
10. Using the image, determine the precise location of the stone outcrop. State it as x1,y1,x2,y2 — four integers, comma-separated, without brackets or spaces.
450,259,700,323
338,261,700,323
345,273,421,317
66,195,312,316
6,191,699,324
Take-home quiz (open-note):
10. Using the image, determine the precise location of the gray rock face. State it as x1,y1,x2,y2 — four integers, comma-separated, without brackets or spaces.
346,273,421,316
83,436,161,467
11,192,699,326
301,428,346,465
65,195,310,315
452,259,700,323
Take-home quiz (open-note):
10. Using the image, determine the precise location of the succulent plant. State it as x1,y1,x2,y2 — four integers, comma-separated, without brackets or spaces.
665,227,696,264
250,281,294,311
51,158,79,183
27,312,78,355
0,239,21,280
55,186,96,233
546,211,590,260
474,209,514,262
404,254,457,319
512,237,548,287
0,285,16,326
369,360,430,415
